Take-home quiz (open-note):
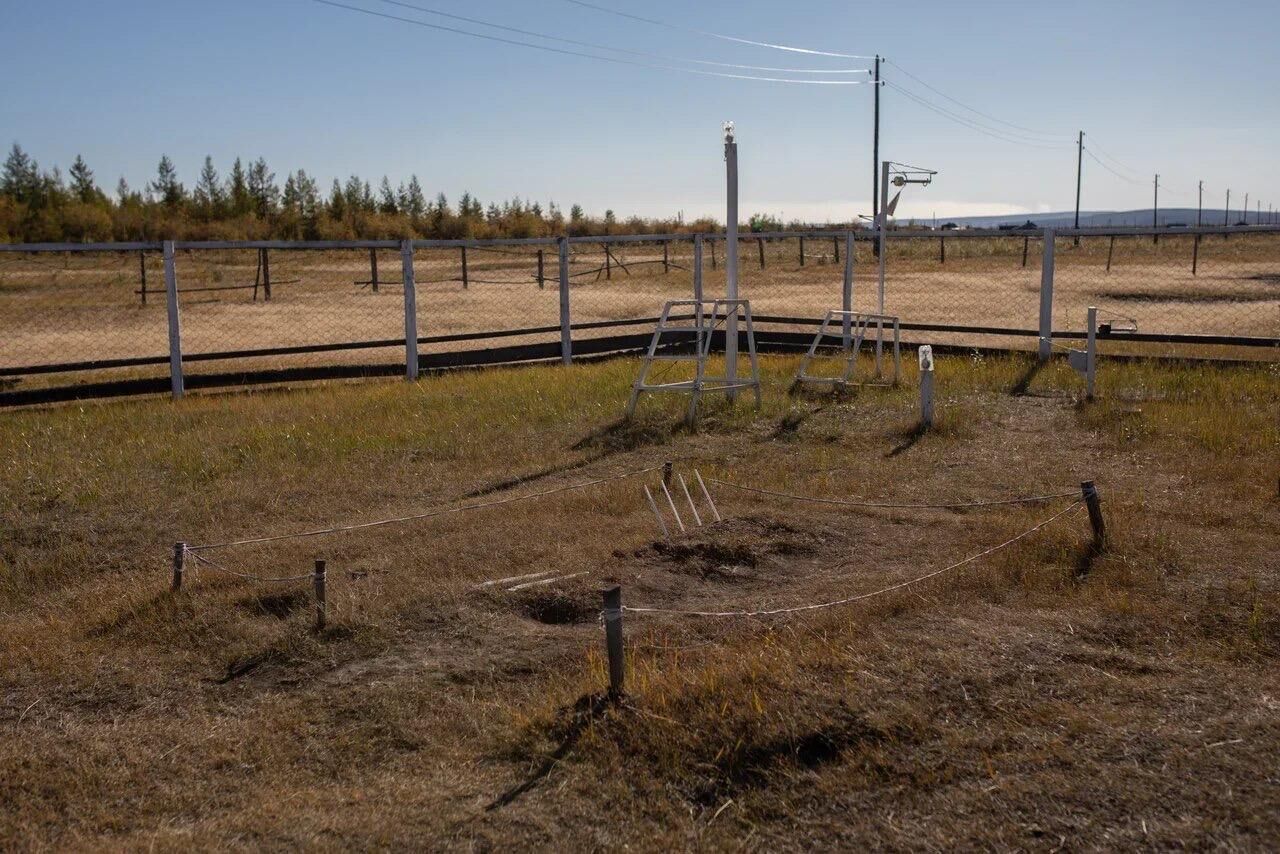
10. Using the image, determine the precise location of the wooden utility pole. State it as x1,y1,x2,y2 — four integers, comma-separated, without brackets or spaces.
1225,189,1230,226
1197,180,1203,226
872,55,881,221
1243,192,1249,225
1073,131,1084,244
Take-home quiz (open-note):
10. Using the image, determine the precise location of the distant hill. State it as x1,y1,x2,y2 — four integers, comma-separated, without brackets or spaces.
915,208,1255,230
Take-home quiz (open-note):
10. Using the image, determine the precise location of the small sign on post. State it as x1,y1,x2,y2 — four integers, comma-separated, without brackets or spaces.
918,345,935,428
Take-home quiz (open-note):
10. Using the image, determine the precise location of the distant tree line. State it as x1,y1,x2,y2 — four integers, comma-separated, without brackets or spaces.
0,143,736,243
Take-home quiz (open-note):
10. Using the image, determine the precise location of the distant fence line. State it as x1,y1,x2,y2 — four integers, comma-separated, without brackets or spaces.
0,225,1277,406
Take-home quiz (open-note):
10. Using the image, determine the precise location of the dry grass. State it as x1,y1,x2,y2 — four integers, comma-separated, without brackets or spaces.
0,353,1277,848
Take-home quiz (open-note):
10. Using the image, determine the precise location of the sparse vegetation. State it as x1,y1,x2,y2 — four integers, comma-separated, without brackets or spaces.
0,353,1276,847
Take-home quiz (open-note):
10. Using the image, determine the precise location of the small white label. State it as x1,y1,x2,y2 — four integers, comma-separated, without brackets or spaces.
918,345,934,372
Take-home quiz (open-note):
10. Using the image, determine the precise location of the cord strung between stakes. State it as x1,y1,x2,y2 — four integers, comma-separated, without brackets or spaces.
186,464,661,552
622,501,1083,618
706,477,1079,510
185,550,315,583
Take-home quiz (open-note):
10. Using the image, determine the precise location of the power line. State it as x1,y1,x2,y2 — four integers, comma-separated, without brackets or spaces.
1082,148,1145,185
561,0,872,59
884,59,1064,139
885,81,1072,149
374,0,869,74
310,0,870,84
1083,136,1140,176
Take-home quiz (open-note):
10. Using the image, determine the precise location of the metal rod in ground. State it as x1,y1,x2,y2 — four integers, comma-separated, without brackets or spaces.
1081,481,1105,547
172,542,185,591
643,485,671,540
694,469,722,522
314,559,327,631
603,586,625,698
661,481,686,533
677,473,703,526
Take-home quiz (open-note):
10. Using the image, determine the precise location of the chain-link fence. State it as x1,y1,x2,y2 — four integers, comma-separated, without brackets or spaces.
2,226,1276,403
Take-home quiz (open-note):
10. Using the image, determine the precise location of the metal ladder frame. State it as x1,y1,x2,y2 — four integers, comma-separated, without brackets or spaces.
626,299,762,424
793,310,901,389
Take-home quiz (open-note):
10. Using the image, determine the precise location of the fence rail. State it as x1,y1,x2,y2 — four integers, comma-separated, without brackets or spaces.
1,226,1276,405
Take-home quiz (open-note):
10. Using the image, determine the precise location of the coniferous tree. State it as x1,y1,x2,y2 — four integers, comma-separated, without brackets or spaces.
328,178,347,220
227,157,251,215
194,155,225,216
148,155,184,207
378,176,398,214
247,158,278,217
69,155,98,202
403,175,426,219
2,144,41,204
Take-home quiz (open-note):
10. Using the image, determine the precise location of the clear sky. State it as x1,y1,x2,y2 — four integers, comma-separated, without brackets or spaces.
3,0,1277,223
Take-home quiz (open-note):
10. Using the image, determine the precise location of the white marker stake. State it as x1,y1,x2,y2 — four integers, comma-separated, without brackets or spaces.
918,345,935,428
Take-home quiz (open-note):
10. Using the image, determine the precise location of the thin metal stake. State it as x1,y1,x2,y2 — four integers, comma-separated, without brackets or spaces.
661,482,686,533
643,486,671,540
694,470,722,522
677,474,702,526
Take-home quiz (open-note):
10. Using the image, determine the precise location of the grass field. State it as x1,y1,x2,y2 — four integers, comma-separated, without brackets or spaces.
1,233,1276,390
1,352,1276,848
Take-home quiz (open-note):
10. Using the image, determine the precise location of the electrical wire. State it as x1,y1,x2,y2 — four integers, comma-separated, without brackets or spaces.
1081,136,1140,176
1083,148,1145,185
374,0,869,74
885,81,1072,150
561,0,872,59
884,59,1064,139
310,0,869,84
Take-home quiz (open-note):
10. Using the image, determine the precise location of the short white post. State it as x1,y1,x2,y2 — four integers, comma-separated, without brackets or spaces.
558,237,572,365
693,233,704,302
918,345,935,428
401,240,419,380
724,124,739,398
842,231,854,348
163,240,184,399
1085,305,1097,401
1038,229,1056,361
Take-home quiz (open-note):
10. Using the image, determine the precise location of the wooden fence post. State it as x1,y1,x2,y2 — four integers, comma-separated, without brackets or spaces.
139,251,147,304
1191,234,1200,276
602,586,625,698
172,542,185,591
261,248,272,301
163,240,184,399
662,240,670,274
460,246,469,289
833,234,840,263
604,242,611,280
1022,236,1029,268
537,248,545,289
693,233,704,302
662,461,673,487
710,239,717,270
402,240,418,380
757,236,766,269
939,236,946,264
1106,235,1115,272
314,559,327,631
799,235,805,266
369,247,379,293
558,237,572,365
1081,481,1106,547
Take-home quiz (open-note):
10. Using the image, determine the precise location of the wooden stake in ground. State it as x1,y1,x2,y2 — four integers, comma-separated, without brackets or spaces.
1081,481,1105,547
369,248,379,293
171,542,185,591
460,247,469,289
314,559,327,631
602,586,625,698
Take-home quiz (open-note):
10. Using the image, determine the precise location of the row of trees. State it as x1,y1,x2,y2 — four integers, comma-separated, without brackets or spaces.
1,144,736,243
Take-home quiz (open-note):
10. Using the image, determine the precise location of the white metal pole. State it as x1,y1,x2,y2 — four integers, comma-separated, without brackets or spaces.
401,240,418,380
724,124,739,397
876,160,890,366
162,240,184,399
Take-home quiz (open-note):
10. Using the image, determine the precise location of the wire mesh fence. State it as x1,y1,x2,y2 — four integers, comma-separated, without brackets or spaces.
1,226,1276,403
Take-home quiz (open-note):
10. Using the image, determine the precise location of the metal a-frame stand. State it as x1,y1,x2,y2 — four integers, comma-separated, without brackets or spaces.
626,298,761,425
793,310,901,389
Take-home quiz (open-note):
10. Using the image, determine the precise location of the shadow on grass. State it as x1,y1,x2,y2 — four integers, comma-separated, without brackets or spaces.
886,421,930,458
1075,540,1105,578
1009,359,1046,396
571,417,675,454
486,692,615,811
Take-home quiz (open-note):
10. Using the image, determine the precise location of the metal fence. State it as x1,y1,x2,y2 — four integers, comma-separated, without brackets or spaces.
1,226,1276,404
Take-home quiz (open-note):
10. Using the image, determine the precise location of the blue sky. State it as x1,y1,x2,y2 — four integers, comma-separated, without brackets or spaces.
3,0,1277,223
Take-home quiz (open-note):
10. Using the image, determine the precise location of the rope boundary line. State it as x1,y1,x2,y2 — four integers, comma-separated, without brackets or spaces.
186,464,661,553
185,550,315,583
707,477,1079,510
622,500,1083,618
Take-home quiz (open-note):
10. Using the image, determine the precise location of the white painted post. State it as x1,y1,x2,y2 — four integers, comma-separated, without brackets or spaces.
693,233,704,302
401,240,419,380
558,237,572,365
1085,305,1097,400
163,240,184,399
842,231,854,348
1038,229,1056,360
724,124,739,398
918,345,935,428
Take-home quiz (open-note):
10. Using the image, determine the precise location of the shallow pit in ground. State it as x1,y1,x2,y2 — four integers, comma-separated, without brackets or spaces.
514,589,599,625
635,515,827,582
